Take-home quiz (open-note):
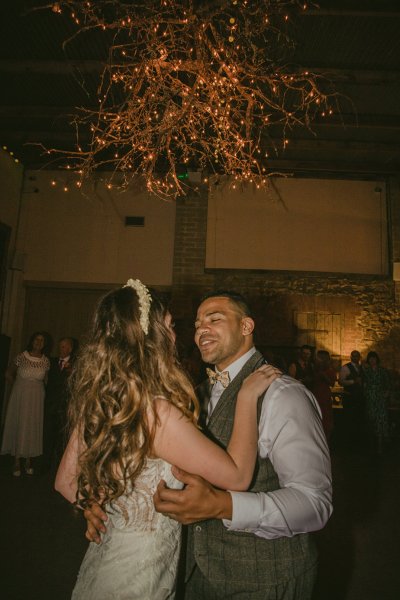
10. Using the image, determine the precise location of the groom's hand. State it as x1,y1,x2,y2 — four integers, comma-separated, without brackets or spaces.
84,502,108,544
153,466,232,524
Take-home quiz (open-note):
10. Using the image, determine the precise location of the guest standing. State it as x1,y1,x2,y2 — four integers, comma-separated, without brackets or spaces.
363,351,390,454
339,350,365,444
288,344,314,389
43,337,76,470
1,331,50,475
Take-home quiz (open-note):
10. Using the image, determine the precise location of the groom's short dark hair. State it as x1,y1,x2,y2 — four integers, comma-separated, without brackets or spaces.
200,290,253,318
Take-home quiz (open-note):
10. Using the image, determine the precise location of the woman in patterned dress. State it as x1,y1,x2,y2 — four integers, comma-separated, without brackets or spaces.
1,331,50,475
363,351,390,454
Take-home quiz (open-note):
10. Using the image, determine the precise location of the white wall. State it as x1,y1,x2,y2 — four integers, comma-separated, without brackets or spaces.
0,149,23,250
206,177,388,275
19,171,176,286
0,149,25,352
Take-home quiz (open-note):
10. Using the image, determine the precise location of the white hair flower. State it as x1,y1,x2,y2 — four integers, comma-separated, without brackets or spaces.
123,278,152,334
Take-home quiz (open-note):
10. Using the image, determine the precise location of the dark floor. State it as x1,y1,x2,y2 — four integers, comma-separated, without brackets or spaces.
1,418,400,600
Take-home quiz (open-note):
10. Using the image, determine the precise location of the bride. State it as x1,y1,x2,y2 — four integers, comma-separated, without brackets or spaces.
55,279,280,599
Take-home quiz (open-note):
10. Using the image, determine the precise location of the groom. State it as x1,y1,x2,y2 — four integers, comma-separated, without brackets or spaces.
86,291,332,599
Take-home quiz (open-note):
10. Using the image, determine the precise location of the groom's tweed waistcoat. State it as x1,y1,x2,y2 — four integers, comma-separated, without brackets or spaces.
186,350,318,597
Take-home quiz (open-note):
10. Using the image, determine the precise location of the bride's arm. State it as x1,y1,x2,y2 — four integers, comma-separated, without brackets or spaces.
152,365,281,491
55,428,79,503
55,365,281,502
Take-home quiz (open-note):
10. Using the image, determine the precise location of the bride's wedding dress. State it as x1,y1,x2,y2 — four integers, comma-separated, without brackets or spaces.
72,458,183,600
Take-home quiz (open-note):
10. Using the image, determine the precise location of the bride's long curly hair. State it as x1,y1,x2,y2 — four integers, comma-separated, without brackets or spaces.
68,285,198,508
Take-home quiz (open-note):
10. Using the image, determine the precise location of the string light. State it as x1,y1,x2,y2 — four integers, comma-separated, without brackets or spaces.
2,145,21,164
45,0,338,200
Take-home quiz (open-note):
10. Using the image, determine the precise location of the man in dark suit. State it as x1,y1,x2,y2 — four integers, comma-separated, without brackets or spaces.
43,337,76,470
339,349,365,443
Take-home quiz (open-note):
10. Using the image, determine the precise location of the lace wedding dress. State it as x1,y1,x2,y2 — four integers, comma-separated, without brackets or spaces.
72,458,183,600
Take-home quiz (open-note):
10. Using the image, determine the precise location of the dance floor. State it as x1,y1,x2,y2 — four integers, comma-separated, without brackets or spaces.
1,423,399,600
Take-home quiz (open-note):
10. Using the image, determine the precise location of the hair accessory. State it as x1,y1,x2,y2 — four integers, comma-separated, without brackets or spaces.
123,278,152,334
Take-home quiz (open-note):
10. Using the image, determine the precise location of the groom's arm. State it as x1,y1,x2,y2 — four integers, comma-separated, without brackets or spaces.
85,469,226,539
153,466,232,524
84,468,221,541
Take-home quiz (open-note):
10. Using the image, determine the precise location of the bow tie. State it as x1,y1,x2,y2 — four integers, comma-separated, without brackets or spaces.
206,368,230,388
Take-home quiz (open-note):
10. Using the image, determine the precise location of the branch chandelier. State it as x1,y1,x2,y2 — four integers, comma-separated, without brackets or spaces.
46,0,338,200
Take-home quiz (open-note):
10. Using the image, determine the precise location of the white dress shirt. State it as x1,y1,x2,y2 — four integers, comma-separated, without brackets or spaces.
207,348,257,421
207,347,332,540
339,361,360,387
59,355,71,370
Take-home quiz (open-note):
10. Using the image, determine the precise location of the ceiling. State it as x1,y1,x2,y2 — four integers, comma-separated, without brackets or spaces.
0,0,399,179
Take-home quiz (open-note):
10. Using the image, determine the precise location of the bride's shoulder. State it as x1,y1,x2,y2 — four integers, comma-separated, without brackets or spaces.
150,396,189,430
152,395,179,417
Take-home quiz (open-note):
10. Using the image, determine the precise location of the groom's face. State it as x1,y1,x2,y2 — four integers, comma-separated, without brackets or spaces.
194,296,253,371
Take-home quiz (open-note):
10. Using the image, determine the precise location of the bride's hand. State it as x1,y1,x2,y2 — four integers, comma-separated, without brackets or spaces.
239,364,282,399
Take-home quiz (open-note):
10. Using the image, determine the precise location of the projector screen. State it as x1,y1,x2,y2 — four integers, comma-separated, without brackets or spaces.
206,177,388,275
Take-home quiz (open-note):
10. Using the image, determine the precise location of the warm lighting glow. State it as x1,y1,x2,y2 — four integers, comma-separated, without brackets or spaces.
45,0,337,199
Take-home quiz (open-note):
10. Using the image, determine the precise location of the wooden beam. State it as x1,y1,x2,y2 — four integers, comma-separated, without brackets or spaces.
271,138,400,154
19,156,398,177
0,59,399,86
0,106,96,118
2,130,399,154
301,8,400,17
263,159,399,176
1,106,400,131
0,59,104,75
310,114,400,130
302,68,400,85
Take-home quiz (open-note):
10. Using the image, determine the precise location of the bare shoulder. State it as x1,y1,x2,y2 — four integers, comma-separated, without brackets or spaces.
150,396,189,425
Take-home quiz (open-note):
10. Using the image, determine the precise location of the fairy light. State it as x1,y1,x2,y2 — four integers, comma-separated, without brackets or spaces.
45,0,337,200
2,144,22,165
